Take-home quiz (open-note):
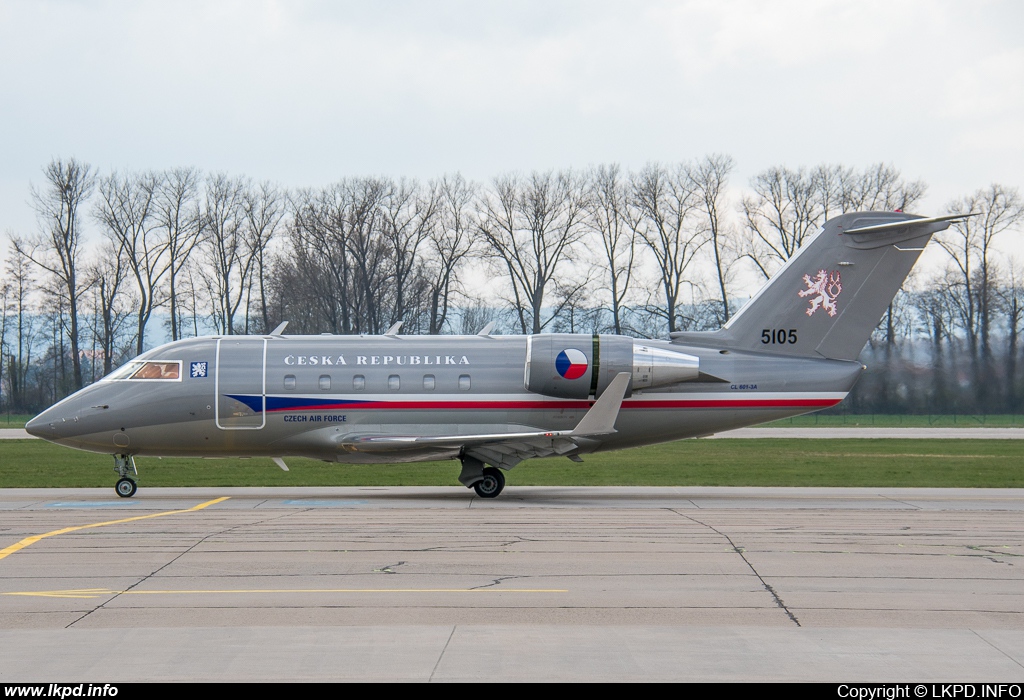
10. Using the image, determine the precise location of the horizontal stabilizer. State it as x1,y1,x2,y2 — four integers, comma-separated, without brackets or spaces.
843,213,977,234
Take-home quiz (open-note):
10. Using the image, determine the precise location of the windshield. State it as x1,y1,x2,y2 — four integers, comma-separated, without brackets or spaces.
103,360,182,381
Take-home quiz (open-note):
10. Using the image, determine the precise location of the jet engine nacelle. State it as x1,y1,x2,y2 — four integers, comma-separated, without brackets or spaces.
524,334,699,399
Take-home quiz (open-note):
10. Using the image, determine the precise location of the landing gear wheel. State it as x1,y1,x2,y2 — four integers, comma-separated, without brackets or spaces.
115,477,137,498
473,467,505,499
112,454,138,497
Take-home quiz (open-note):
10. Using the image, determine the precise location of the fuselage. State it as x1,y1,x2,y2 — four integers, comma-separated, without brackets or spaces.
26,332,862,463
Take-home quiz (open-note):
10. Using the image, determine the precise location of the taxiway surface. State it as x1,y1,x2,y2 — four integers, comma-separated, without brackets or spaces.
0,486,1022,682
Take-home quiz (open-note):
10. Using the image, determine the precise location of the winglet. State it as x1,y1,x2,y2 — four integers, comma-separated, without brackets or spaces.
571,372,630,437
269,321,289,336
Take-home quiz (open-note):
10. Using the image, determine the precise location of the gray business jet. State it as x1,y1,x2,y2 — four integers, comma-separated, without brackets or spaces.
26,211,968,498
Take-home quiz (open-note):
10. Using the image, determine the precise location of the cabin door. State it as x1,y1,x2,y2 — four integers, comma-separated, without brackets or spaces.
215,338,267,430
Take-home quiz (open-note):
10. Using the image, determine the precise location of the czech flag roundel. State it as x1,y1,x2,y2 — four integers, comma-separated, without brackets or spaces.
555,349,589,380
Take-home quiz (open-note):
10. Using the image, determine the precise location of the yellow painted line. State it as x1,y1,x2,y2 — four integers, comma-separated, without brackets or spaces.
0,497,230,562
2,587,567,599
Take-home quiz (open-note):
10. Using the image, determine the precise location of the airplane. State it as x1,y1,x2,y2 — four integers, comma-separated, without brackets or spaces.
25,211,970,499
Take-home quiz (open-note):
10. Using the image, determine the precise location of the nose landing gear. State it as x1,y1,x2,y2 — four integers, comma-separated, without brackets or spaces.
113,454,138,498
115,477,137,498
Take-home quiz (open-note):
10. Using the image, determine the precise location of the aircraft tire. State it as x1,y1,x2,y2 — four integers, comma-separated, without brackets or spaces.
115,477,137,498
473,467,505,499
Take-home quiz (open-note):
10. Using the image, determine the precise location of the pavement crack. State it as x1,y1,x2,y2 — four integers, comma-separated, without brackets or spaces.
968,545,1021,559
373,561,406,574
63,511,292,629
470,575,521,590
879,495,922,509
972,629,1024,672
429,626,457,682
670,509,801,627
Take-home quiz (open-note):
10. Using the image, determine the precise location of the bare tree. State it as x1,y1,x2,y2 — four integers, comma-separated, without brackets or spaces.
741,166,820,279
281,178,407,334
842,163,926,213
345,178,391,333
242,181,286,333
629,163,704,333
288,184,354,334
586,164,635,335
688,154,736,323
380,178,439,329
424,174,476,334
910,280,957,411
157,168,203,341
479,170,589,334
200,174,254,334
85,234,134,375
1,246,38,410
999,259,1024,412
938,184,1024,401
95,170,164,355
742,162,927,281
13,158,95,390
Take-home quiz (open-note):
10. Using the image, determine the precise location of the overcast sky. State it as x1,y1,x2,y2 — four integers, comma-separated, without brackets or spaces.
1,0,1022,274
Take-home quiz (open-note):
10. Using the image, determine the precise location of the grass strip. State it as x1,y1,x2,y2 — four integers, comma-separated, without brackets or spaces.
2,438,1023,488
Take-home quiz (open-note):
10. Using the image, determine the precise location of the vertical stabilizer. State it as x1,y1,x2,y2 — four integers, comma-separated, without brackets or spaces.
671,212,969,361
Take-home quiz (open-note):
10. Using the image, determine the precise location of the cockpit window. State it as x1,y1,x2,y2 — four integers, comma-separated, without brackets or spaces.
131,362,180,379
104,360,182,381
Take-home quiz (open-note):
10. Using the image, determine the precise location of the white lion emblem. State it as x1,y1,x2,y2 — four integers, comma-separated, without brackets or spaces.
798,270,842,317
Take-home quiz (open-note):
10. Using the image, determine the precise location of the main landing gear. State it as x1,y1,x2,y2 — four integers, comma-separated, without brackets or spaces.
113,454,138,498
473,467,505,499
458,454,506,499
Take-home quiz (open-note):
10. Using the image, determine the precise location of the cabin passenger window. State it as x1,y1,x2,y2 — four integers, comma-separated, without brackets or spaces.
388,374,400,391
353,375,365,391
319,375,331,391
423,374,435,390
459,374,471,391
284,374,296,390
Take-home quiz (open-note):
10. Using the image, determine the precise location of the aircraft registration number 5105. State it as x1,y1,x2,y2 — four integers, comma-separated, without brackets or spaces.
762,329,798,345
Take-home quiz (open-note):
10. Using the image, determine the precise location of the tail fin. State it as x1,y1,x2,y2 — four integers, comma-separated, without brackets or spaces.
671,212,970,361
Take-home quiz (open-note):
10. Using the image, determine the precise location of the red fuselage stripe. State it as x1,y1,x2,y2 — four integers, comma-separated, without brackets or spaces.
266,398,842,412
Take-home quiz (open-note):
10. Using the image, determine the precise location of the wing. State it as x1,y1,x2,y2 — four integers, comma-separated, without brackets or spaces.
336,372,631,468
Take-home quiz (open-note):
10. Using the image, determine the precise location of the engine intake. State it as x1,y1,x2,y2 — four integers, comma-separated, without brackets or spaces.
525,334,699,399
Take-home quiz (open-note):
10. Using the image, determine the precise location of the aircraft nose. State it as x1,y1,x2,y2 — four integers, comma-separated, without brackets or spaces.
24,412,53,438
25,404,77,440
